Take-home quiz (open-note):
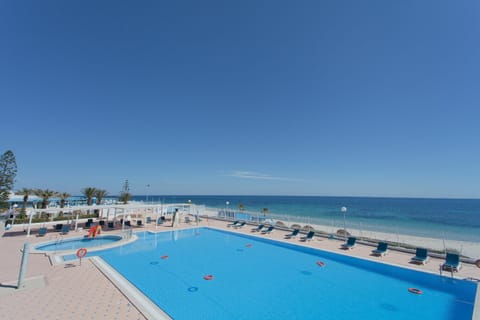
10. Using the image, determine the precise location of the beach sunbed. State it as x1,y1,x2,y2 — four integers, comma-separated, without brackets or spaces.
301,231,315,242
137,220,143,227
185,216,192,223
232,221,246,229
372,242,388,256
251,224,265,232
261,226,274,234
146,217,152,224
285,229,300,239
227,220,240,227
99,220,105,227
341,237,357,250
61,225,70,235
54,224,63,231
442,253,461,272
125,221,131,227
411,248,429,265
37,227,47,237
108,222,115,229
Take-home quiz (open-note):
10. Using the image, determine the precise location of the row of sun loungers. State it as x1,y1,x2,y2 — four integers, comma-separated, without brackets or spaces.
234,222,462,273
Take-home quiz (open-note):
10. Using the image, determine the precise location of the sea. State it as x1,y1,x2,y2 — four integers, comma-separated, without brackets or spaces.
132,195,480,243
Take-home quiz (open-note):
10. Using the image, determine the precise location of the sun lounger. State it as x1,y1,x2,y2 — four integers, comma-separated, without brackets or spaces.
227,220,240,227
251,224,265,232
341,237,357,250
61,225,70,235
261,226,274,234
125,221,131,227
301,231,315,242
99,220,105,227
411,248,429,265
146,217,152,223
285,229,300,239
137,220,143,226
442,253,461,272
232,221,246,229
37,227,47,237
372,242,388,256
54,224,63,231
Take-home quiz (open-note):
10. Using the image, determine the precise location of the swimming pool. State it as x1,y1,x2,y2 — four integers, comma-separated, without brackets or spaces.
65,228,477,319
35,235,122,252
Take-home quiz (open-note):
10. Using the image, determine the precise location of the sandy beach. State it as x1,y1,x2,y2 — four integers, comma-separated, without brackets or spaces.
204,208,480,259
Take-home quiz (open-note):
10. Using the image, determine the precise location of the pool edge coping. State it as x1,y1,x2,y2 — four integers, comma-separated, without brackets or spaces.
91,256,172,320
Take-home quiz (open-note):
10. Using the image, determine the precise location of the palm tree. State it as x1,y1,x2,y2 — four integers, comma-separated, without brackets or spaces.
16,188,32,217
58,192,71,208
119,179,131,204
82,187,97,206
95,189,108,205
34,189,58,209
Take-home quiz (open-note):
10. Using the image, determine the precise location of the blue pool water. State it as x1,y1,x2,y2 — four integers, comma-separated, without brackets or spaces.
36,235,121,251
64,228,476,319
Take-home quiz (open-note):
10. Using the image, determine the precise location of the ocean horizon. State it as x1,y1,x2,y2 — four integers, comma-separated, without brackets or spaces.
129,195,480,244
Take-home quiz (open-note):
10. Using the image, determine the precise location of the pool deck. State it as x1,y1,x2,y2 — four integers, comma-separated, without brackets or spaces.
0,218,479,319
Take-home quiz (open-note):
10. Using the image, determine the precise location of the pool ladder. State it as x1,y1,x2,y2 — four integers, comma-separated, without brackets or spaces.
53,235,64,253
439,263,454,278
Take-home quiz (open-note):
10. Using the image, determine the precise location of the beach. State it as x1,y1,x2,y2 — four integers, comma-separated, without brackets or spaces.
203,207,480,259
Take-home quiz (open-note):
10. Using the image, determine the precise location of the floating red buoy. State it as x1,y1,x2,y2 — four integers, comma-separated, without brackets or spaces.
408,288,423,294
316,261,325,267
203,275,214,281
161,255,169,260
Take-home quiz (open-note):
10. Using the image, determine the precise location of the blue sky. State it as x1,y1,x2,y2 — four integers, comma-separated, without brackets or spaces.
1,0,479,198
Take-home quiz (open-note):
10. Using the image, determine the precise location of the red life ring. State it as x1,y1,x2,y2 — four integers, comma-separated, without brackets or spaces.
203,275,214,281
316,261,325,267
76,248,87,259
161,255,169,260
408,288,423,295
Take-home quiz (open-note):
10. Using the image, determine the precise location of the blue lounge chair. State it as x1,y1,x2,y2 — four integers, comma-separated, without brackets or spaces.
61,225,70,235
146,217,152,223
137,220,143,227
251,224,265,232
302,231,315,242
227,220,240,227
372,242,388,256
37,227,47,237
341,237,357,250
108,222,115,229
411,248,429,265
261,226,274,234
442,253,461,272
54,224,63,231
232,221,246,229
285,229,300,239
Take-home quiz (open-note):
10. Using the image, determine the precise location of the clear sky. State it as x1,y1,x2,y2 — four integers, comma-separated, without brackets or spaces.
1,0,479,198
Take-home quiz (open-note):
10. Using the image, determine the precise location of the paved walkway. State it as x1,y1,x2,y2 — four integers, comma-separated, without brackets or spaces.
0,218,478,319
